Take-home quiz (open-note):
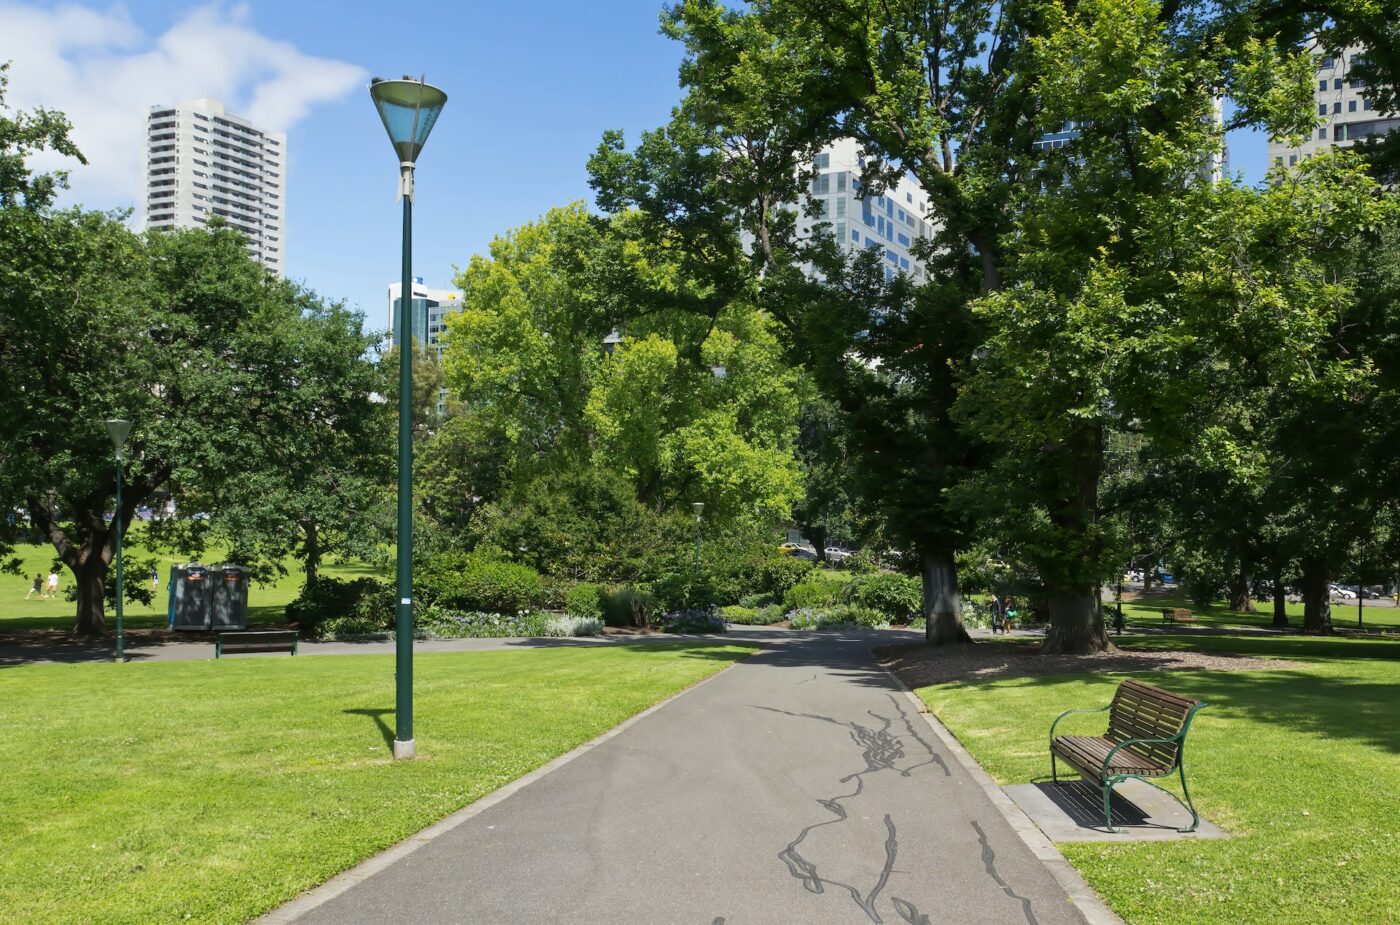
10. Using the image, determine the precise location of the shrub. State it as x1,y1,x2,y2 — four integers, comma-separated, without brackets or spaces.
436,559,544,614
758,556,816,598
788,604,888,631
651,571,718,611
843,573,921,623
783,576,846,612
738,592,774,609
416,609,549,639
320,614,391,640
721,603,787,625
564,582,604,621
663,609,727,634
286,577,392,638
541,614,604,637
845,550,878,574
600,587,656,628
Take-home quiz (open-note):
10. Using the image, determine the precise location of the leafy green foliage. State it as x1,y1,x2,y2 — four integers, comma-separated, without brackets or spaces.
563,582,604,621
782,575,847,612
284,578,392,639
842,573,921,624
788,604,888,631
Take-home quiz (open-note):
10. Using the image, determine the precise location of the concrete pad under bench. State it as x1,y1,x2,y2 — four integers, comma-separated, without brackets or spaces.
1006,779,1229,842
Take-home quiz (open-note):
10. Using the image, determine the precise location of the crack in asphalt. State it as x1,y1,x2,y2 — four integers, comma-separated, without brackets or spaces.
972,820,1041,925
755,703,936,924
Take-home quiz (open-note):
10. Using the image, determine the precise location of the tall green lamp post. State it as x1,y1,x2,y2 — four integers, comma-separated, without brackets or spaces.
692,502,704,574
369,75,447,761
104,419,133,663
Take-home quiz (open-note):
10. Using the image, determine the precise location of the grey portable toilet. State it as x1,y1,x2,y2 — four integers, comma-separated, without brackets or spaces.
209,565,248,630
171,563,212,631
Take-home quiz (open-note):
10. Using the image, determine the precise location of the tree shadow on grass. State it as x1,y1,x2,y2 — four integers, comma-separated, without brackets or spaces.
963,662,1400,758
344,707,396,751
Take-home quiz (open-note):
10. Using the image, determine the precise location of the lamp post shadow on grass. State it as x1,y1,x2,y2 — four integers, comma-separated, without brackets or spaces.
344,708,397,752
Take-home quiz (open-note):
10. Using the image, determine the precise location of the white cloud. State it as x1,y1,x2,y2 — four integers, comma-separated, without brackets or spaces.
0,2,365,210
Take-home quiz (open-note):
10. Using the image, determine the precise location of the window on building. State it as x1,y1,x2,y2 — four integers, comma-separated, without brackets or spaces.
836,198,846,218
897,232,910,247
1289,154,1298,166
900,257,910,270
836,172,847,192
1319,128,1327,139
1364,99,1373,111
811,173,830,195
1334,125,1345,141
851,230,860,242
1349,100,1357,112
1319,104,1328,115
1274,156,1283,166
1333,78,1342,90
1319,80,1328,91
815,152,830,169
906,192,912,203
836,221,846,241
1318,56,1334,69
1333,102,1342,113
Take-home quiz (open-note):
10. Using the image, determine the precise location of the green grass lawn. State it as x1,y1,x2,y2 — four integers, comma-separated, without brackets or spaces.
0,642,753,923
1,537,382,632
915,632,1400,925
1115,591,1400,631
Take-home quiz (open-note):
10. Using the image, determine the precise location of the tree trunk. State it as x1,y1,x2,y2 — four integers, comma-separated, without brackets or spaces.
920,548,970,645
1229,560,1254,613
809,525,827,564
1271,570,1289,628
302,520,321,587
1041,588,1115,654
1300,556,1332,634
72,554,111,636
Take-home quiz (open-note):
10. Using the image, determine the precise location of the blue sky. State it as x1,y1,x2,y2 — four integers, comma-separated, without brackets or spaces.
4,1,1269,333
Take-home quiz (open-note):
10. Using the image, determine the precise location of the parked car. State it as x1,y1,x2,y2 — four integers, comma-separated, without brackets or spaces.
777,542,801,556
824,546,854,563
1329,584,1357,599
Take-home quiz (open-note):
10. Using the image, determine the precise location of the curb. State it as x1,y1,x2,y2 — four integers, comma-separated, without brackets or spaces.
255,650,754,924
879,660,1126,925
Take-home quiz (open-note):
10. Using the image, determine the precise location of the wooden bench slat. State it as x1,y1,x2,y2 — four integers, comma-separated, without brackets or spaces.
216,630,298,658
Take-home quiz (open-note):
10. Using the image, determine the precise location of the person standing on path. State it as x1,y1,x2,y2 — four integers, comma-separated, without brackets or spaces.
989,594,1004,635
46,571,59,599
26,574,43,600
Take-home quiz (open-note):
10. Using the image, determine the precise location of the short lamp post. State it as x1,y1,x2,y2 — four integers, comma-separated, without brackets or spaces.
692,501,705,574
105,419,133,662
370,75,447,761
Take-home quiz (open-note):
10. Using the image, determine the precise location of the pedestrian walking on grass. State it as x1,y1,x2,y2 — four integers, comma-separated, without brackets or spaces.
150,566,159,592
26,574,42,600
46,571,59,599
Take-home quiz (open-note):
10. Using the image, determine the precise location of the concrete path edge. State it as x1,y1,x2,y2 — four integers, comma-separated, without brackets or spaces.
879,658,1126,925
255,654,751,925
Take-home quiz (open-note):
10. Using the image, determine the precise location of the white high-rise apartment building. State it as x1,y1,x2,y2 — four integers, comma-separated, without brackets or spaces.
1269,45,1399,170
799,138,938,282
142,98,287,275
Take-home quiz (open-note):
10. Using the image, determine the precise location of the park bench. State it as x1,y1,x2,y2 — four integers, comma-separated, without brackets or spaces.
1050,678,1208,832
215,630,299,658
1161,607,1197,624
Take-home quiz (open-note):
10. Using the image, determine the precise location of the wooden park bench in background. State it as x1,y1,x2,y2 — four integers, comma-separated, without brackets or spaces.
1161,607,1197,624
1049,678,1208,832
215,630,299,658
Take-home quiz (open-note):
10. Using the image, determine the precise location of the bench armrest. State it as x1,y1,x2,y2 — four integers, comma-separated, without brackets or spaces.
1049,705,1109,740
1101,735,1182,774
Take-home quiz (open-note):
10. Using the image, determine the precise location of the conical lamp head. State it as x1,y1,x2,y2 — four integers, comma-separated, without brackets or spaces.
105,419,133,452
369,77,448,164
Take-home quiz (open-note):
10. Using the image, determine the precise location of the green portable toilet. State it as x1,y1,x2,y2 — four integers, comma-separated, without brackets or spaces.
171,564,212,631
209,565,248,630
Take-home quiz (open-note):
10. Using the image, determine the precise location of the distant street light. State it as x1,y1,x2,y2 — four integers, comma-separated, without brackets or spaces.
692,501,705,574
105,419,133,662
370,75,447,761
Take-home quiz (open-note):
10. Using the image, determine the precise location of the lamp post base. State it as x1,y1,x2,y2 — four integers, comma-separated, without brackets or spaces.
393,738,416,760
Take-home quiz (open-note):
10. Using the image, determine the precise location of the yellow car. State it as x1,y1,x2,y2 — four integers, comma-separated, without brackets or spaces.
777,543,801,556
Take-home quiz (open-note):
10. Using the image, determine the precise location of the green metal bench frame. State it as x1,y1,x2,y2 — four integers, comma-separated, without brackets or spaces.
1049,679,1208,833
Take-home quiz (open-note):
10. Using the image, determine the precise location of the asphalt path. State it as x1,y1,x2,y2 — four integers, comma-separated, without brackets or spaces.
276,630,1088,925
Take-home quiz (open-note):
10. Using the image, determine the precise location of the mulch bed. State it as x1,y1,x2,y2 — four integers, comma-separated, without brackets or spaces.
874,640,1303,688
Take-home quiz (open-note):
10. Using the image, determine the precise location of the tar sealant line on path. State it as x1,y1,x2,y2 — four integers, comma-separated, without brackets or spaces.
877,659,1126,925
255,653,753,925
